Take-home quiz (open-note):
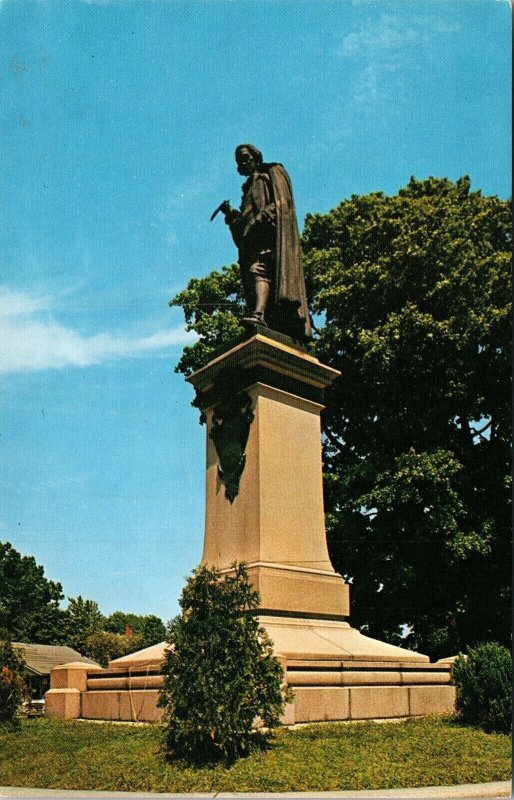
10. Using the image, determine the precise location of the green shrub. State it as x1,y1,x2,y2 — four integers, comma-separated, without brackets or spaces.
453,642,512,733
159,563,292,764
0,633,27,728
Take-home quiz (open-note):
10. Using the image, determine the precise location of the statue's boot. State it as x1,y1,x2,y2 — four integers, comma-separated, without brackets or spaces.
242,279,269,326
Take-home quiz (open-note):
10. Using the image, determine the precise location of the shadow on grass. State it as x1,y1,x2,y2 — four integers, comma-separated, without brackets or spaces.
447,712,512,735
161,729,276,768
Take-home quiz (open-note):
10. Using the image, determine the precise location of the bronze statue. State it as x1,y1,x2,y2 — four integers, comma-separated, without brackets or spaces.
212,145,311,340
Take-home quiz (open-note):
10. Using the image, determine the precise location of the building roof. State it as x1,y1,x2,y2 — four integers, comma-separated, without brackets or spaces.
109,640,168,667
13,643,99,676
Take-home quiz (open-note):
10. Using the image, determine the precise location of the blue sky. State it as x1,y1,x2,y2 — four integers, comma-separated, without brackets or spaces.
1,0,511,623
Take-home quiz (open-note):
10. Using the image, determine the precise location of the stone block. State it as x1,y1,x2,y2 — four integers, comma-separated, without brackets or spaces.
194,335,341,580
248,563,349,618
293,687,350,722
44,688,81,719
280,700,296,725
118,689,162,722
86,674,163,690
50,662,103,691
409,685,456,716
288,670,341,686
81,689,162,722
350,686,410,719
340,671,403,686
401,671,450,685
82,691,121,720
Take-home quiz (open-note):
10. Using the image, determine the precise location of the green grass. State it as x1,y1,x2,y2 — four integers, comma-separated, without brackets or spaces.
0,716,510,793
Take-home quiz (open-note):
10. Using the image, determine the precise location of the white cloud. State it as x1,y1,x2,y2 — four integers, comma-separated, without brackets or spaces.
336,11,462,109
338,15,419,58
0,286,49,317
338,12,461,59
0,287,195,374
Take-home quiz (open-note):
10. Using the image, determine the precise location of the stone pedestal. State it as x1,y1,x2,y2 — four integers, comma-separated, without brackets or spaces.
189,330,348,621
187,329,456,721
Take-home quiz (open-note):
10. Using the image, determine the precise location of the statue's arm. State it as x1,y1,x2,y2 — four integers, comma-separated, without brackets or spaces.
225,207,243,247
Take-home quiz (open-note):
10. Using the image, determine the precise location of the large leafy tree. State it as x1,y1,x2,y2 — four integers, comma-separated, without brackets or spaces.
172,176,511,659
0,542,68,644
81,630,144,667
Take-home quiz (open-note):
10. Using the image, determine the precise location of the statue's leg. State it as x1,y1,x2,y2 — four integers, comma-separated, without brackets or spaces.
239,260,254,312
243,258,271,325
254,274,270,318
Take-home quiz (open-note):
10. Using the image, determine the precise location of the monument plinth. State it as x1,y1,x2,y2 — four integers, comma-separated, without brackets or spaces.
187,328,455,721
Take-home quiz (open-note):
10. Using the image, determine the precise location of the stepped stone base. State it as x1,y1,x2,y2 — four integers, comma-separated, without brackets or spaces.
45,622,456,724
260,615,429,662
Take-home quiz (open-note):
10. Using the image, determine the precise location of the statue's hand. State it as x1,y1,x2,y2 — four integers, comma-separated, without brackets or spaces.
224,205,242,227
210,199,233,222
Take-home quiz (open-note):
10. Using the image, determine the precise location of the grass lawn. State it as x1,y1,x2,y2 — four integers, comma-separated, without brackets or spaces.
0,716,511,793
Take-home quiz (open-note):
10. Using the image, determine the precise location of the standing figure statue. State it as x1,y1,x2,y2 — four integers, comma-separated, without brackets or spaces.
211,145,311,340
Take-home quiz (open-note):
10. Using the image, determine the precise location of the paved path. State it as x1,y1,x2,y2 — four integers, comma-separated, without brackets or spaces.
0,781,511,799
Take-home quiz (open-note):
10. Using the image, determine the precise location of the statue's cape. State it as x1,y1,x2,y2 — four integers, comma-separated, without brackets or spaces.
265,163,311,338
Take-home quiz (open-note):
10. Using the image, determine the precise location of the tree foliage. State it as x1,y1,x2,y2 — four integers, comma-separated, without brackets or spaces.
170,264,245,376
82,630,143,667
104,612,166,649
0,542,67,645
0,632,27,728
159,564,290,764
65,596,104,654
85,611,166,665
0,542,165,663
171,177,511,659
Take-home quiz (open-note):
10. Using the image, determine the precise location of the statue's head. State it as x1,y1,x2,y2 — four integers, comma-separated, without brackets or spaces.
235,144,263,176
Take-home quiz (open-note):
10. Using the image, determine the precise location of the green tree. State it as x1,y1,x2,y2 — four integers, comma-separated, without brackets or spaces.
104,611,140,635
82,630,144,667
65,596,104,654
0,542,68,645
172,177,511,659
0,631,27,728
105,611,166,649
159,564,290,764
139,615,166,648
0,542,164,657
170,263,245,378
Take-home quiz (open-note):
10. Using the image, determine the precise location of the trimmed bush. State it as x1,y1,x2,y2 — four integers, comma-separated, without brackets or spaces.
453,642,512,733
0,633,27,728
159,563,292,763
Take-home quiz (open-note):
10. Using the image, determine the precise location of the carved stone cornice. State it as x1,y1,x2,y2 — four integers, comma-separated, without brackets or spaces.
188,333,340,411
